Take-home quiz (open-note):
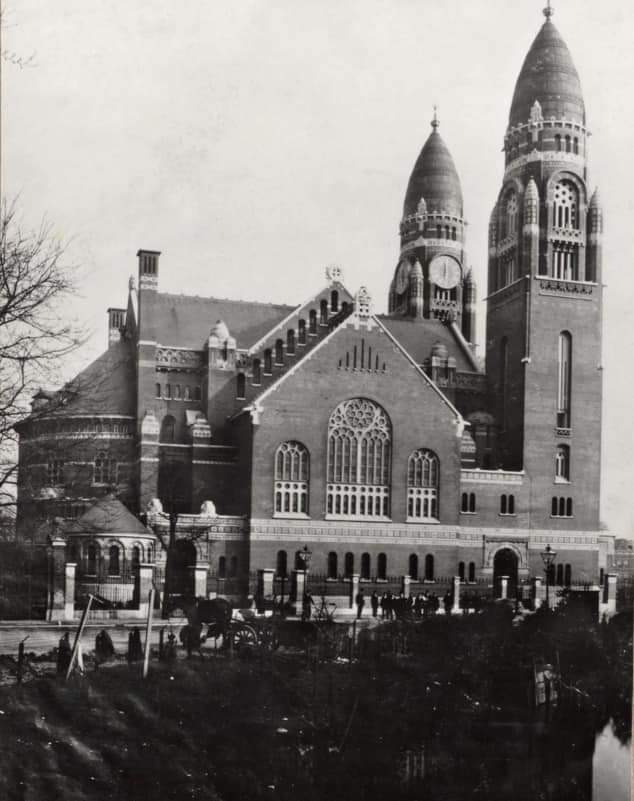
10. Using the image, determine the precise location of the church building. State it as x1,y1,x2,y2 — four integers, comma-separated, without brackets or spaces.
16,7,611,605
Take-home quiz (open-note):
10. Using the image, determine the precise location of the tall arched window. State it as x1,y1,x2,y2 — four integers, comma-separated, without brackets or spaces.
108,544,120,576
218,556,226,578
361,553,371,580
557,332,572,428
468,562,476,582
236,373,246,399
409,554,419,581
274,441,309,515
87,543,98,575
274,339,284,365
553,180,578,229
327,552,338,579
276,550,287,577
252,358,262,385
458,561,465,581
131,546,141,568
326,398,391,518
424,554,434,581
309,310,317,335
503,193,518,238
344,552,354,578
160,415,175,443
407,449,439,520
298,319,307,345
555,445,570,480
287,329,295,355
555,134,562,151
377,553,387,581
320,299,328,325
264,349,272,374
331,290,339,312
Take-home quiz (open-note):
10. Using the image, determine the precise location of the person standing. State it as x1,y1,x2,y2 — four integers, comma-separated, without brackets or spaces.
370,591,379,618
355,588,365,620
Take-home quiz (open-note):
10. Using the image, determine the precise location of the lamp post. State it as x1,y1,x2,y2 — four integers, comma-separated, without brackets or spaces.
540,544,557,610
297,545,312,573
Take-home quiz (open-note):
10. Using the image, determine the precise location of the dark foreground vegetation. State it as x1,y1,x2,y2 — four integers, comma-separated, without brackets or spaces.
0,604,630,801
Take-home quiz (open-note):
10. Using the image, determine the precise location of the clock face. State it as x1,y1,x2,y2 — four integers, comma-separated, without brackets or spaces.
429,255,461,290
395,260,411,294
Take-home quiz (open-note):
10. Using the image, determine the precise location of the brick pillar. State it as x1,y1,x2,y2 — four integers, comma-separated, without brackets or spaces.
64,563,77,621
532,576,543,610
47,538,66,622
452,576,461,614
189,563,209,600
500,575,509,600
604,573,618,618
137,564,154,617
292,569,306,616
257,568,275,602
350,573,360,610
402,575,411,599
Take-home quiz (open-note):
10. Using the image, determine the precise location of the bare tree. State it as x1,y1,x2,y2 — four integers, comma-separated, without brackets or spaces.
0,202,84,509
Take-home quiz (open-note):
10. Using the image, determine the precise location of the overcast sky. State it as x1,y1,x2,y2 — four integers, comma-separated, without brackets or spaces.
4,0,633,536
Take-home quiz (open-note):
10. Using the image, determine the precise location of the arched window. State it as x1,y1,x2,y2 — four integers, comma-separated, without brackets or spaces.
274,441,309,515
165,383,171,399
555,445,570,480
468,562,476,582
287,329,295,355
407,449,439,520
309,310,317,335
409,554,419,581
503,193,518,238
155,383,161,398
327,552,338,579
566,498,573,517
160,415,175,443
344,552,354,578
218,556,226,578
377,553,387,581
467,493,476,513
87,543,98,575
229,556,238,578
252,358,262,385
557,332,572,428
508,495,515,514
131,546,141,568
424,554,434,581
184,385,191,401
94,452,116,485
564,564,572,586
461,493,469,513
551,497,558,516
274,339,284,365
298,320,306,346
553,180,578,229
436,224,442,239
556,564,564,586
500,494,515,515
326,398,391,518
331,290,339,312
555,134,562,151
573,137,579,155
361,553,371,580
451,227,457,241
458,561,465,581
276,550,287,577
264,349,273,374
320,299,328,325
565,135,571,153
236,373,246,399
500,494,507,514
108,545,120,576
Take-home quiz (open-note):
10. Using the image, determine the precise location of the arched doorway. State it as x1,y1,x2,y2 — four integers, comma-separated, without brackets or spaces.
169,540,197,602
493,548,518,599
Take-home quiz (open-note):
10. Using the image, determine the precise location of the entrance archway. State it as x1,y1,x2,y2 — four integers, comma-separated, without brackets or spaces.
493,548,519,599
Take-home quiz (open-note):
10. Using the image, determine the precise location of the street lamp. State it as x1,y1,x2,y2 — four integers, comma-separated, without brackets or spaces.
540,544,557,610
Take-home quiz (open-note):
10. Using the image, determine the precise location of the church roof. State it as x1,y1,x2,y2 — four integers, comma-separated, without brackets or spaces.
402,119,463,219
152,293,295,350
509,18,584,128
378,316,479,373
64,496,152,537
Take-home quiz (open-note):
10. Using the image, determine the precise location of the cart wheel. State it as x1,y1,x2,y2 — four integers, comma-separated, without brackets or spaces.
232,624,258,650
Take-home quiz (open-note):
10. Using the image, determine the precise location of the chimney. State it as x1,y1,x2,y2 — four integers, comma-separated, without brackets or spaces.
107,308,126,346
137,249,161,290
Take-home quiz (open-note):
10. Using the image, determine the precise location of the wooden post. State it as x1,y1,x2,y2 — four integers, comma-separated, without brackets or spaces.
143,588,155,678
66,594,95,680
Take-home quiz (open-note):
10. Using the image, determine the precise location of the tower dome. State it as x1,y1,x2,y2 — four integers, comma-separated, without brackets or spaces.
509,14,584,129
403,115,463,219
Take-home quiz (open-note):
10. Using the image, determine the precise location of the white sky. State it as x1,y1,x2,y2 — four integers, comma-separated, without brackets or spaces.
3,0,633,536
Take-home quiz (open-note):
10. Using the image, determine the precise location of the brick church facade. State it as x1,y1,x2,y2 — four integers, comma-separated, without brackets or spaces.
16,8,612,603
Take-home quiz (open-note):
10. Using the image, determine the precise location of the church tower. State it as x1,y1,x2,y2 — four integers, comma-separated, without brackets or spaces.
390,113,476,344
486,4,603,530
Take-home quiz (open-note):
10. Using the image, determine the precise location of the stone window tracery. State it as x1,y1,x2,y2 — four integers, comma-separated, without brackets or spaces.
94,452,116,485
274,441,309,516
47,460,64,486
407,449,439,521
503,193,518,239
326,398,391,519
555,444,570,481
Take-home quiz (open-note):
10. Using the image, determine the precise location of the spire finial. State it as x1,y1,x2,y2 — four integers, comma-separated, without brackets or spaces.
543,0,554,19
431,105,439,131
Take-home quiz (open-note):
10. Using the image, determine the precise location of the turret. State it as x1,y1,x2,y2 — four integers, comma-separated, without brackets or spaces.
587,188,603,283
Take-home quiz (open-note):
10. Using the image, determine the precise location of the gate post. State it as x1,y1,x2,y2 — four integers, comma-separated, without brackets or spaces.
402,575,411,599
257,568,275,603
452,576,461,614
137,564,154,617
47,537,66,622
500,575,509,600
64,562,77,621
189,562,209,600
292,569,306,616
604,573,618,618
532,576,543,610
350,573,360,610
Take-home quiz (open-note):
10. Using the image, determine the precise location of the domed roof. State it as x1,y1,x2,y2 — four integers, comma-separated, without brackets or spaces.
403,117,463,219
509,18,584,128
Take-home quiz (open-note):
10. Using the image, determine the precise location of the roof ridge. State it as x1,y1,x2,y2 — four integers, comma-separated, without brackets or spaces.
158,291,294,309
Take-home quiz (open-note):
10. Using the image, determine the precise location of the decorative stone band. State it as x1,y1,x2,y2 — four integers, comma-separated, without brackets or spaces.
401,238,463,255
156,346,203,371
139,274,158,290
504,149,584,179
536,276,596,299
461,469,524,484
